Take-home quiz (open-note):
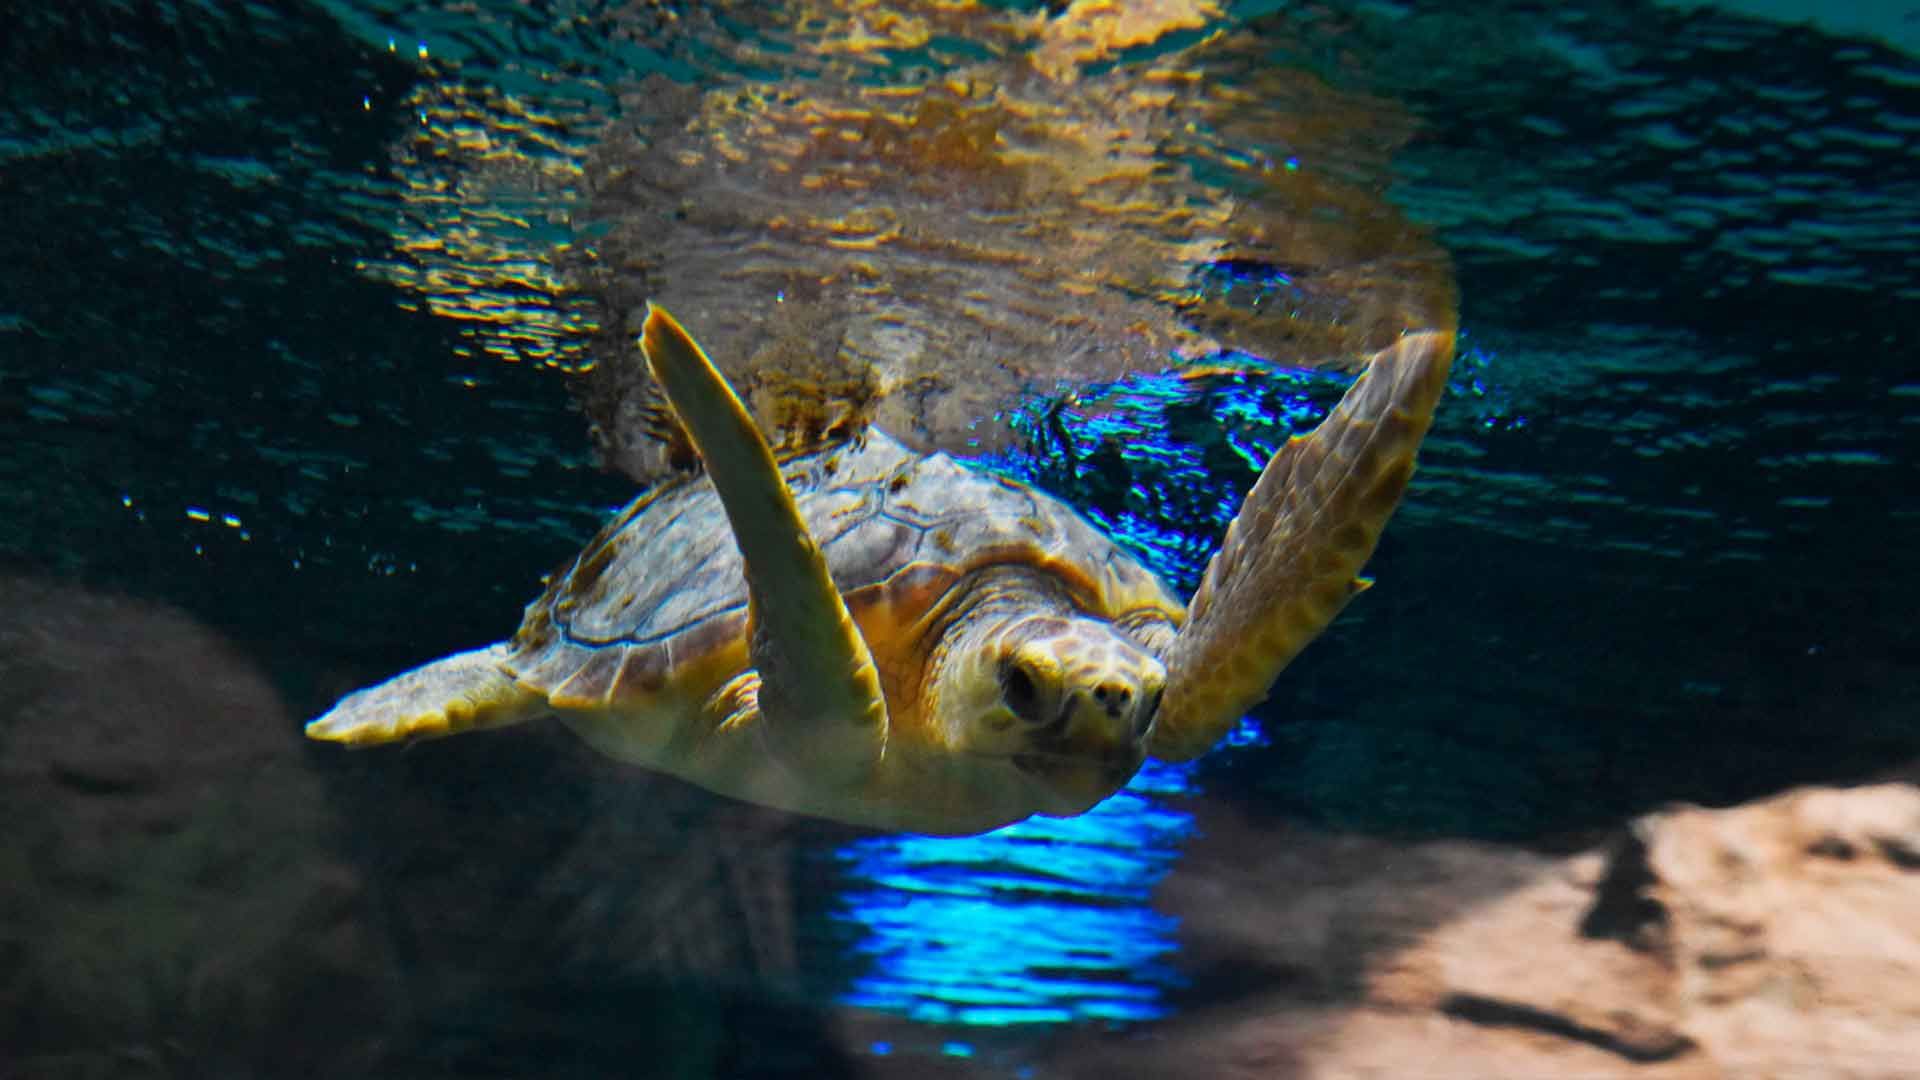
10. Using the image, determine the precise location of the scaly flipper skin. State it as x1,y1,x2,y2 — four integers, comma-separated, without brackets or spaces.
305,643,544,745
639,304,889,787
1150,331,1455,761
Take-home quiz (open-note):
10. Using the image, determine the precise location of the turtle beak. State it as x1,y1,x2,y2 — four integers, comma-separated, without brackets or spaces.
1013,683,1155,812
1014,743,1146,815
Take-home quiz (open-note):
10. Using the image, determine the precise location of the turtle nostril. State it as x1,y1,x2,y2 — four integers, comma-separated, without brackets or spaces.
1092,683,1132,717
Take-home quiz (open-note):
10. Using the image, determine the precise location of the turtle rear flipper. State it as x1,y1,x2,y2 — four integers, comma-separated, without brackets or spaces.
306,643,545,746
1151,330,1455,761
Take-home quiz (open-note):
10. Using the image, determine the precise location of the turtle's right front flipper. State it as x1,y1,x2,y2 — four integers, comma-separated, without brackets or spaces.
1150,331,1455,762
640,304,889,787
307,643,545,745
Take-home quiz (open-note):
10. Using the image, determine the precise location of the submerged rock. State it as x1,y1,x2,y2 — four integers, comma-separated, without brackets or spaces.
1048,781,1920,1078
0,578,400,1076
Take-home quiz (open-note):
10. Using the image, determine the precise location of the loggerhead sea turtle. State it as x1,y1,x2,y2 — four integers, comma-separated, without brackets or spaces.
308,305,1453,835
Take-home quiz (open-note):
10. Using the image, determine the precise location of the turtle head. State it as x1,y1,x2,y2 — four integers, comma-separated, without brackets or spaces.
931,609,1166,816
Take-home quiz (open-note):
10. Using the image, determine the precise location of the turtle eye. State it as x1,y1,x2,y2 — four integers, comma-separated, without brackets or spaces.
999,658,1043,724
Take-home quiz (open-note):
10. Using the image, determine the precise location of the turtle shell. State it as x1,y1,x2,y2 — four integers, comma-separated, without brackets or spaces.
507,429,1182,710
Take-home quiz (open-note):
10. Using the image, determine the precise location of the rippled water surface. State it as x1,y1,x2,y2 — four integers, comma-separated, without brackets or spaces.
2,1,1915,1076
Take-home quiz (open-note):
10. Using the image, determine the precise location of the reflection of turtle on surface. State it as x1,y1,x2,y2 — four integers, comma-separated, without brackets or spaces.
309,306,1453,835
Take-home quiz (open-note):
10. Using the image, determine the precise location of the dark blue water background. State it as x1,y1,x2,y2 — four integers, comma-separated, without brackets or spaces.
2,1,1915,1075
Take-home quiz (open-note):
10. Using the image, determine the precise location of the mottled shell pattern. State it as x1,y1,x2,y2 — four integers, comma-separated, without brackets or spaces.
508,429,1184,716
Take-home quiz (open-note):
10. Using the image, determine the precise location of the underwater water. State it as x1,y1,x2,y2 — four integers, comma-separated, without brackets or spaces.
2,1,1916,1076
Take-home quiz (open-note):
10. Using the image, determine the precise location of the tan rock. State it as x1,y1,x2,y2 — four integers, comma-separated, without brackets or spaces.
1646,785,1920,1077
1048,782,1920,1079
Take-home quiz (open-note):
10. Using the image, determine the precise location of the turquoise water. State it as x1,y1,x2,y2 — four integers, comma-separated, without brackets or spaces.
2,2,1915,1076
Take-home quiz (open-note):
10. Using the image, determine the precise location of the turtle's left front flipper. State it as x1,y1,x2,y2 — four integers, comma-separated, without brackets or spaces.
1150,331,1455,762
640,304,889,787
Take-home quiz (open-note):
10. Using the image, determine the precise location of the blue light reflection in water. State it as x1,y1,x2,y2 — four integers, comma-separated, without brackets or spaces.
835,757,1196,1025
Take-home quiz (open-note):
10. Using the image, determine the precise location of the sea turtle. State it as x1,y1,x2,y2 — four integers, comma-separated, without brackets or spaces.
308,305,1453,835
